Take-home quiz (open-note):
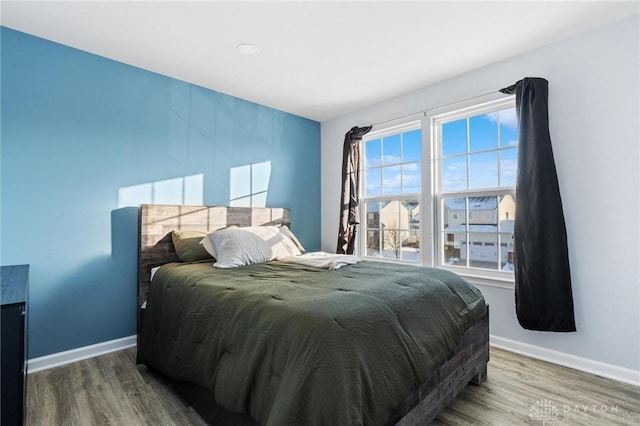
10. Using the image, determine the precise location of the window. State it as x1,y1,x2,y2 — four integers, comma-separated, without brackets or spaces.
359,96,517,282
435,98,517,275
361,123,421,262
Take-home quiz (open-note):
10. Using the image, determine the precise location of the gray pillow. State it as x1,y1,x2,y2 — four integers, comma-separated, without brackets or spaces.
171,230,214,262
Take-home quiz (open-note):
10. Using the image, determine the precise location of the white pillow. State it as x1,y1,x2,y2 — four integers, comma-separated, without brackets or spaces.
200,226,237,260
201,226,302,268
278,225,305,253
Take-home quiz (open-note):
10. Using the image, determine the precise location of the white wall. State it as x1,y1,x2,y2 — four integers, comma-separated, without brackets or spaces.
321,16,640,381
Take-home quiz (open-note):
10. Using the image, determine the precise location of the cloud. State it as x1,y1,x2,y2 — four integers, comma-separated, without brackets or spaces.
500,108,518,129
403,162,419,171
442,172,466,190
382,155,402,165
500,159,517,185
442,159,467,190
402,175,420,184
446,160,466,172
382,173,402,191
401,175,421,191
484,108,518,130
365,157,381,167
470,155,499,172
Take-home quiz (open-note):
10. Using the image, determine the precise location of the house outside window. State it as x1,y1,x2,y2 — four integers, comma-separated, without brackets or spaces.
435,97,518,276
360,96,517,282
361,122,421,262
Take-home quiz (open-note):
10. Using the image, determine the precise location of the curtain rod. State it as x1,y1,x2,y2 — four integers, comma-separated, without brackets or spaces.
372,89,506,128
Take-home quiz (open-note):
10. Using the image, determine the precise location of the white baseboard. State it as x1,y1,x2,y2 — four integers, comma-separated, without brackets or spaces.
27,335,137,374
490,335,640,387
26,333,640,387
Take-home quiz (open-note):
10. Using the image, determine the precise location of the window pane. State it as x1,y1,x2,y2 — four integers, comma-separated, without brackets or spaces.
436,104,518,273
500,147,518,187
393,201,417,229
382,229,403,260
441,157,467,191
468,232,498,270
442,119,467,156
366,230,381,257
401,230,420,262
498,194,516,228
443,232,465,265
402,162,421,193
467,196,498,231
382,166,401,195
406,201,420,231
442,197,466,230
402,129,421,162
365,139,381,168
499,108,518,147
379,200,399,229
469,221,497,233
469,112,498,152
365,168,381,197
469,151,498,189
366,202,380,228
500,232,515,271
382,134,401,165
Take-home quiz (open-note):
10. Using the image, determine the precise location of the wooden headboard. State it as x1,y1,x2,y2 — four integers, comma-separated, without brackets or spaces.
138,204,291,307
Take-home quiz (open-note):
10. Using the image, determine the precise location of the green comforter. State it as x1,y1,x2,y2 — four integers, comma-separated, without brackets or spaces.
137,261,486,425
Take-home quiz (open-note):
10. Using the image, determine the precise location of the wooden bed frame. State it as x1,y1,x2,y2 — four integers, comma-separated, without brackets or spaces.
138,204,291,308
137,204,489,425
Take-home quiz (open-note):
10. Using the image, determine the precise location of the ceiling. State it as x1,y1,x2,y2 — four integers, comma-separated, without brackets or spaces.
1,1,638,122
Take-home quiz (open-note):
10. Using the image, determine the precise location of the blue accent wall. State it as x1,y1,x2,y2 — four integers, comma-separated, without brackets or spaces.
0,27,321,358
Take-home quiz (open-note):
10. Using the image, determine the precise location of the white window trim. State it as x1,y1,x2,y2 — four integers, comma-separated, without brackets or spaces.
359,93,517,287
359,119,423,264
430,95,516,284
365,120,422,140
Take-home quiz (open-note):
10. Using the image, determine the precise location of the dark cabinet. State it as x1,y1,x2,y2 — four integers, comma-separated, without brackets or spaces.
1,265,29,426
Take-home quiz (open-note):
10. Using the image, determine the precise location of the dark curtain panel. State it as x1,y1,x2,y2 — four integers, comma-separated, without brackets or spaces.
337,125,372,254
500,78,576,332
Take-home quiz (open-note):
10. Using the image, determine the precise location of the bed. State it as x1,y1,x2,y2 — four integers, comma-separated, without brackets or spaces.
136,204,489,425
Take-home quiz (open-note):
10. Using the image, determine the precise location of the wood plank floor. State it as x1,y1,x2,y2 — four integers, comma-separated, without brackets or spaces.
26,347,639,425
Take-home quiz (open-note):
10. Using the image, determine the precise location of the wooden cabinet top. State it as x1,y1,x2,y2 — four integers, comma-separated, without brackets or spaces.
1,265,29,306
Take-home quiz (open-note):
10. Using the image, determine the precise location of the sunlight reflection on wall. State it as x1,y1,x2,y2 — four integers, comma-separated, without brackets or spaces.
229,161,271,207
118,174,204,207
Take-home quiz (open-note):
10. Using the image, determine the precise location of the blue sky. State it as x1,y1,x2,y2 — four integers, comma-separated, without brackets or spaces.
364,128,421,196
441,107,518,191
364,107,518,197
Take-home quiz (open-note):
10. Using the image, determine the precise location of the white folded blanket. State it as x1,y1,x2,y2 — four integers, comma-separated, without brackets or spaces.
276,251,361,270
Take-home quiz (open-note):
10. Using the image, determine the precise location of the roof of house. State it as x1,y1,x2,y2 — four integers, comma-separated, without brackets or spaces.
444,196,499,211
444,220,514,233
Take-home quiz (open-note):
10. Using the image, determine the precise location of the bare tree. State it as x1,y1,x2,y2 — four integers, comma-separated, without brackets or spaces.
383,221,407,259
366,230,380,255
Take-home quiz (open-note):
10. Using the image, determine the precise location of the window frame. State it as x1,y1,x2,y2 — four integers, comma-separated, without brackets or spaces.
359,120,424,265
431,96,517,284
358,95,517,287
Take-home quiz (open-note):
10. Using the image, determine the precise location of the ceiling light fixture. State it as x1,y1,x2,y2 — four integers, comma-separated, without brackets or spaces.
236,43,259,56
